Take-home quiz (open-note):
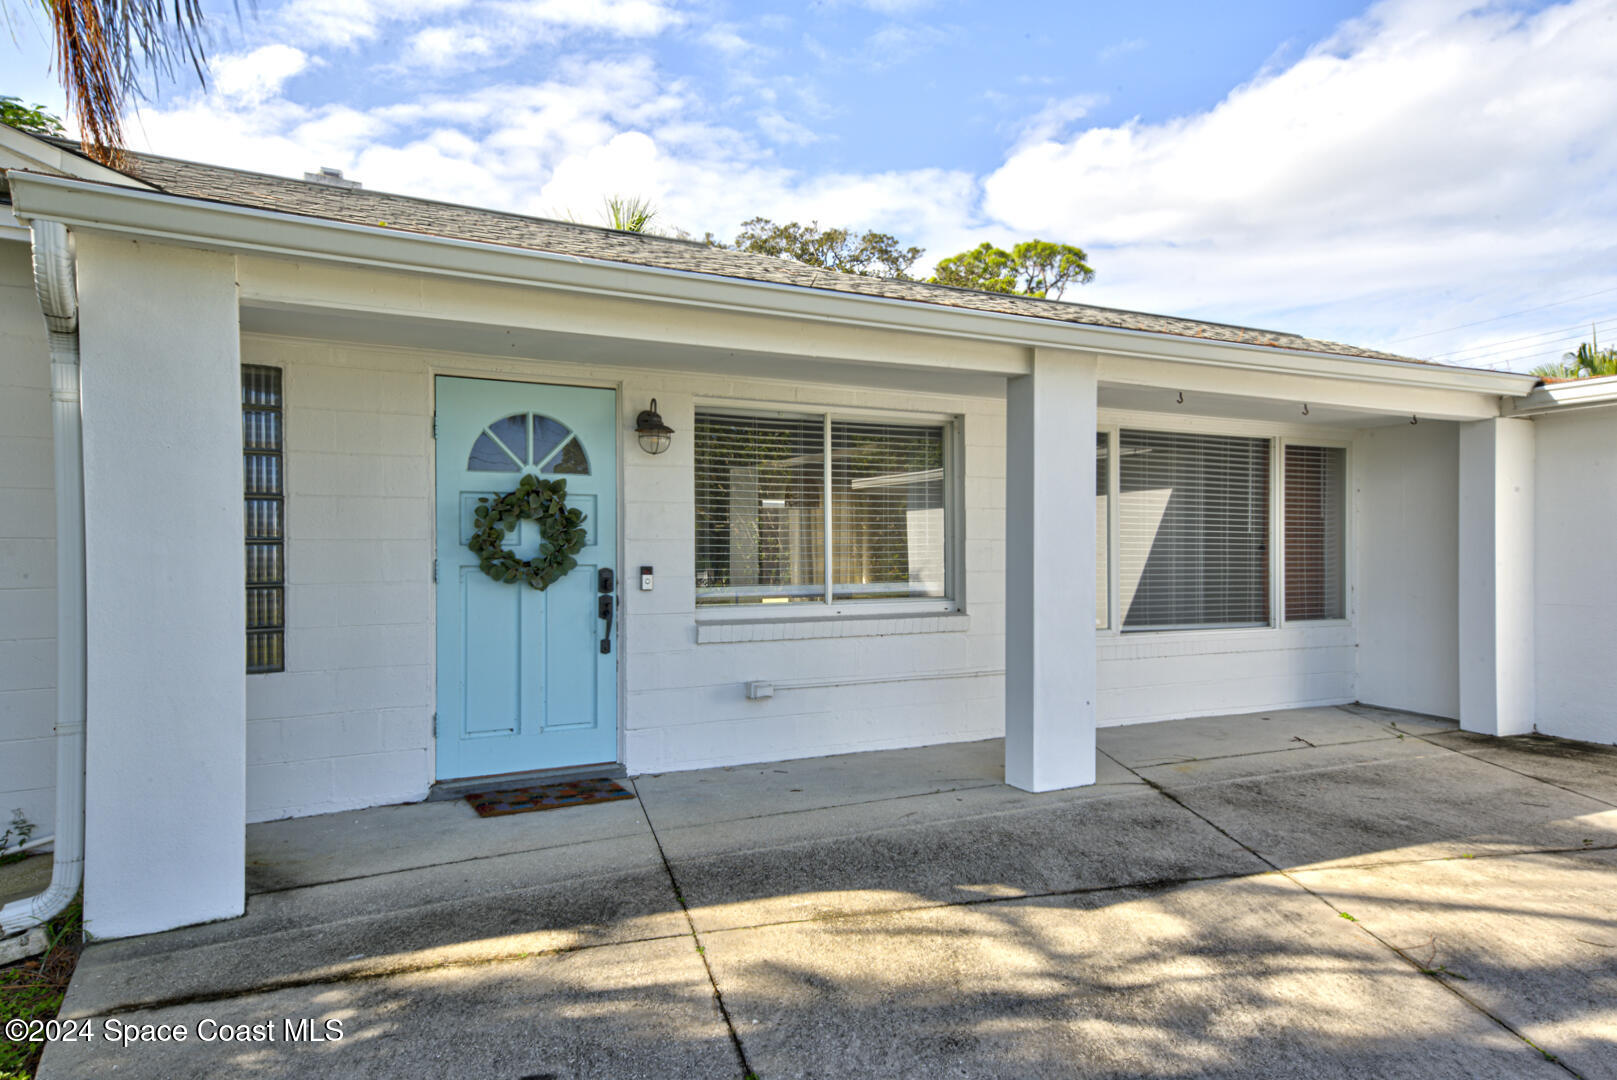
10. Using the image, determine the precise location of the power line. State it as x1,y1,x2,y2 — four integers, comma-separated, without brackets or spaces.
1427,316,1617,364
1446,329,1610,370
1388,284,1617,345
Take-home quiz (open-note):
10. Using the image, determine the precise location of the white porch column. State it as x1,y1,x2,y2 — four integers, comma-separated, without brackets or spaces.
1457,417,1535,737
1004,348,1098,792
76,235,245,937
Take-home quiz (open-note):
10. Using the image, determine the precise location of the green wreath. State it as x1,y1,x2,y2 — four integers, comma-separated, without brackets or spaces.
468,475,588,590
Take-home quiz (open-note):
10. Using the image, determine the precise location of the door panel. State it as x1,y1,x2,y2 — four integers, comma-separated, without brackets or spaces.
434,377,618,780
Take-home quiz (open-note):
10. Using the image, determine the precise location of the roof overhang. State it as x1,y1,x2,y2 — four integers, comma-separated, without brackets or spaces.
1504,374,1617,416
4,169,1538,399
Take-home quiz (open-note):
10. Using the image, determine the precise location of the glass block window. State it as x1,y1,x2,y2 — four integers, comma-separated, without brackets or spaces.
1096,431,1110,629
243,366,285,673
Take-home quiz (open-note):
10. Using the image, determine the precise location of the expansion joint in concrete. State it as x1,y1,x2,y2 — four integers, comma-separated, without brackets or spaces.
1097,747,1591,1080
632,778,757,1080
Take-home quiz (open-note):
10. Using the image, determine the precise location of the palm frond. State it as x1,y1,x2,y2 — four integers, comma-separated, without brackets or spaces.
603,194,657,233
46,0,221,166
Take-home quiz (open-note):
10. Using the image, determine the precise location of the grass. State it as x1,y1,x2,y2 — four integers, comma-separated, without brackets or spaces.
0,898,84,1080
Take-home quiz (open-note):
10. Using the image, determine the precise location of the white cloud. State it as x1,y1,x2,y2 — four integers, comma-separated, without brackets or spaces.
757,111,820,146
400,26,496,72
122,0,1617,370
210,45,314,104
982,0,1617,361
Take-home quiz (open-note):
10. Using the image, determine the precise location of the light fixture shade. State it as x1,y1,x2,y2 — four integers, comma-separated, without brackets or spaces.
635,399,674,455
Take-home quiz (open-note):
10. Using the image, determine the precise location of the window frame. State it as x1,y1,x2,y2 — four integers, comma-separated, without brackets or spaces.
693,399,964,621
1096,413,1354,639
1277,436,1353,629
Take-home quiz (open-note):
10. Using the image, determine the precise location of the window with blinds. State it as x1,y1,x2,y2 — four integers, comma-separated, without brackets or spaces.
1284,445,1346,621
695,409,951,606
1118,430,1270,631
832,421,946,600
695,412,826,604
243,365,285,672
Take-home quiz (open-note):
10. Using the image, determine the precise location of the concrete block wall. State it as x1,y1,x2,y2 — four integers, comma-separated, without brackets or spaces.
240,335,1007,818
1353,421,1462,719
1098,625,1357,725
1532,406,1617,745
242,338,434,822
617,374,1005,774
0,241,56,837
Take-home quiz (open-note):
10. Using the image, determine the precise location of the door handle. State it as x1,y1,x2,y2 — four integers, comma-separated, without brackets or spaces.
597,594,613,654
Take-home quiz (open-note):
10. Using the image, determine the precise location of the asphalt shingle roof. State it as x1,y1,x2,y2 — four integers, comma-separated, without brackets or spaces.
61,141,1416,363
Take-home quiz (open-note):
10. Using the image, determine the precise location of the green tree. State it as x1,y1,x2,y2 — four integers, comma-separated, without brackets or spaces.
728,218,924,279
0,96,66,135
930,239,1095,299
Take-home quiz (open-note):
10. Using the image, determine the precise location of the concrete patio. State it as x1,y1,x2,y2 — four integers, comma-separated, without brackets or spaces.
38,705,1617,1079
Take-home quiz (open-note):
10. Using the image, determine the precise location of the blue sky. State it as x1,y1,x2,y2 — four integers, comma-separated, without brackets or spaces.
5,0,1615,370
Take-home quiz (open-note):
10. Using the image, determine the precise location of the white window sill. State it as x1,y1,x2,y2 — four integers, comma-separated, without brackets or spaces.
696,611,970,644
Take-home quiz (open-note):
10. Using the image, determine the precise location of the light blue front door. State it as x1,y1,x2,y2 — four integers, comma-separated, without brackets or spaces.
434,377,618,781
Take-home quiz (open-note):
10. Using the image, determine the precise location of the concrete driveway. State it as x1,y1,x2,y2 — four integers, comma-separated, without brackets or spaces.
39,706,1617,1078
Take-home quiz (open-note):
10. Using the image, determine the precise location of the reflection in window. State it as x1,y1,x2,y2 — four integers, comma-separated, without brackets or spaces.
468,431,521,472
831,421,946,601
543,437,590,475
695,413,826,605
465,413,589,475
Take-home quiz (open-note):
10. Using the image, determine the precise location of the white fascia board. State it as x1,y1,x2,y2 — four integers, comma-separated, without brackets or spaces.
7,170,1537,397
0,128,152,189
1504,375,1617,415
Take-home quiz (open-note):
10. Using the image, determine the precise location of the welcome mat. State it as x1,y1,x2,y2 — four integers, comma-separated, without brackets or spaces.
465,777,635,817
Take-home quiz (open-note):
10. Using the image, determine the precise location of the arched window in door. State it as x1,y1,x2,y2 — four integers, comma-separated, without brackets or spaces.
466,413,591,475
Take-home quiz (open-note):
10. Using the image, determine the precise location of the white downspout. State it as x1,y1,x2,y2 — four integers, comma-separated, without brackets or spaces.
1,220,86,936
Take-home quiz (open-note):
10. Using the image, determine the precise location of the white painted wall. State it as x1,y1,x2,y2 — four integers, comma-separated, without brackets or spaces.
239,334,1007,817
1354,421,1461,719
1004,349,1097,791
1458,418,1536,737
76,234,246,938
0,240,57,837
1532,406,1617,745
238,329,1414,821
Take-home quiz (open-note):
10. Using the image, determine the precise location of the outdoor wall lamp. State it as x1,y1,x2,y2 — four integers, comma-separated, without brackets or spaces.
635,399,674,455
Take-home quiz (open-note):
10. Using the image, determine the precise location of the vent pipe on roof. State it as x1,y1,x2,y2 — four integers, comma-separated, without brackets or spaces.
303,166,360,189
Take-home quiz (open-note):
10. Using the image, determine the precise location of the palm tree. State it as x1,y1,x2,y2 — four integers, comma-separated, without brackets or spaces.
602,195,658,233
23,0,213,165
1533,341,1617,380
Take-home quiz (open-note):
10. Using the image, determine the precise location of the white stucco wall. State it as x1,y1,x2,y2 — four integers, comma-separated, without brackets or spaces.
76,234,246,937
1353,421,1461,719
0,240,56,837
1532,406,1617,745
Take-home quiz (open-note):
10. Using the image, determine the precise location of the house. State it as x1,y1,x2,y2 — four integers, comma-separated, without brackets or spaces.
1,124,1614,942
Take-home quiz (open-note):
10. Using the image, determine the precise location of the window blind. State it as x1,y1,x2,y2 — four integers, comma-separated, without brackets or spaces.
694,412,825,605
1119,430,1270,630
831,420,946,600
1284,444,1346,621
243,365,285,672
